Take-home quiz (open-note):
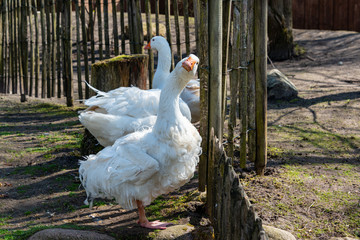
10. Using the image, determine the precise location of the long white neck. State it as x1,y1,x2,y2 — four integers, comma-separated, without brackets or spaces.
153,70,188,134
152,44,172,89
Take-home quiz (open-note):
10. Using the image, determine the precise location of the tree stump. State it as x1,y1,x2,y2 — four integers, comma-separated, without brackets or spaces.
81,54,149,156
90,54,149,94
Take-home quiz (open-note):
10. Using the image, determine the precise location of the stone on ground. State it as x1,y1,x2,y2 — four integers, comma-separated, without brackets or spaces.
263,225,296,240
267,69,298,100
28,228,115,240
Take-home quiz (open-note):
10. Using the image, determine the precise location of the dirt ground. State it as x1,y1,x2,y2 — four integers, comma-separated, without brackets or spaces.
0,29,359,240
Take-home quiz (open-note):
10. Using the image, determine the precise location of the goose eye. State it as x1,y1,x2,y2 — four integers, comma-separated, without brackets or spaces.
152,39,155,41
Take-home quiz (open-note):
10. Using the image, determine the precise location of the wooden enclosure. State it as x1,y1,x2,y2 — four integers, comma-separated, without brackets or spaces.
0,0,269,238
293,0,360,32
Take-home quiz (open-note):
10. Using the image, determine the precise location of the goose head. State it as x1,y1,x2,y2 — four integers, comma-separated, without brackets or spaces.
144,36,170,52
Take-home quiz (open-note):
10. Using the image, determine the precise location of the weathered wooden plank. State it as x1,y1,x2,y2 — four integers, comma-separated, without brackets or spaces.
20,0,28,99
120,0,125,53
198,0,208,192
112,0,119,56
51,0,56,97
56,0,62,98
40,0,46,98
0,0,8,93
155,0,160,36
128,0,144,54
193,0,200,52
228,2,240,159
75,0,83,102
239,0,248,169
292,0,304,29
81,0,90,98
63,0,73,106
173,0,182,61
97,0,103,60
333,0,349,30
304,0,319,29
183,0,190,56
319,0,333,30
32,0,39,97
221,0,231,131
45,0,51,98
145,0,154,87
88,0,95,63
254,0,268,175
164,0,174,69
247,0,256,163
208,0,223,140
103,0,110,58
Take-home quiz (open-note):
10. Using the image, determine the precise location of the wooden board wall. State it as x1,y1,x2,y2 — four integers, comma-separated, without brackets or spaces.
293,0,360,32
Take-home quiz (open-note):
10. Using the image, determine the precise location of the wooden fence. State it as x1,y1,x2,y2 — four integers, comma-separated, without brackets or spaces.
0,0,269,238
293,0,360,32
0,0,196,106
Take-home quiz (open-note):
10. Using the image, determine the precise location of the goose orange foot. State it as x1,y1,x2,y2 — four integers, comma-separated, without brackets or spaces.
137,220,172,230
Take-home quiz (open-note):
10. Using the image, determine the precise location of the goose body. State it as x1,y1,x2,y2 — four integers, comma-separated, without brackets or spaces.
79,55,201,229
79,37,192,147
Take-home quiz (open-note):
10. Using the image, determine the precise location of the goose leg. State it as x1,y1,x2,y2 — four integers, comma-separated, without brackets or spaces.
136,200,171,230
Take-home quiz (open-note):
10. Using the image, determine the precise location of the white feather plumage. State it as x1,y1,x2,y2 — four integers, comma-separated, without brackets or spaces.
79,55,201,210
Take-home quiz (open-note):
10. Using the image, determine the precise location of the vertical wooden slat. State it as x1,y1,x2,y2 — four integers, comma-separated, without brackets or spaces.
63,0,73,106
247,0,256,164
112,0,119,56
88,0,95,63
75,0,83,101
239,0,248,169
221,0,231,131
46,0,51,98
103,0,110,58
120,0,125,53
56,0,62,98
32,0,39,97
97,0,103,60
353,0,360,31
0,0,7,93
333,0,349,30
128,0,144,54
155,0,159,36
304,0,319,29
292,0,304,29
208,0,222,140
208,0,223,219
13,0,18,94
20,0,28,98
254,0,267,176
27,0,33,96
40,0,46,98
145,0,154,87
9,0,14,93
228,2,240,159
198,0,208,192
81,0,90,98
193,0,200,53
19,0,25,100
51,0,56,97
173,0,182,61
319,0,333,30
183,0,190,56
164,0,174,69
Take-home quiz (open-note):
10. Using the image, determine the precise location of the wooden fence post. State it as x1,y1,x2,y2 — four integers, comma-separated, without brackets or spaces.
128,0,144,54
209,0,222,141
75,0,83,102
51,0,56,97
97,0,103,60
103,0,110,58
145,0,154,87
63,0,73,107
81,0,90,98
20,0,28,100
254,0,267,175
173,0,182,61
112,0,119,56
164,0,174,69
198,0,209,192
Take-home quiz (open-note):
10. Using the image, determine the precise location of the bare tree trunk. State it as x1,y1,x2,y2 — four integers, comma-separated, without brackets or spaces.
268,0,294,60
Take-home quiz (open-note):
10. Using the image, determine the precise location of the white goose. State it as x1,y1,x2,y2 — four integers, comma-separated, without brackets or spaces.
79,55,201,230
79,37,192,147
145,36,200,122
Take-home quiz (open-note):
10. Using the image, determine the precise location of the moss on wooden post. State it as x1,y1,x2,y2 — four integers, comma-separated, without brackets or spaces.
90,54,149,94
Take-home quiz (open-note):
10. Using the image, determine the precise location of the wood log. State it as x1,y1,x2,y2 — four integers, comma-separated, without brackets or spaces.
81,54,149,156
90,54,149,95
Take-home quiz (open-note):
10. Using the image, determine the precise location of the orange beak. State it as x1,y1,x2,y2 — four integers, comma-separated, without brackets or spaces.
182,56,197,72
144,42,151,50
